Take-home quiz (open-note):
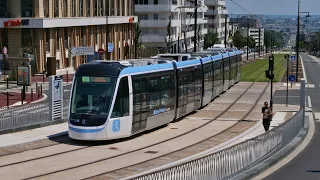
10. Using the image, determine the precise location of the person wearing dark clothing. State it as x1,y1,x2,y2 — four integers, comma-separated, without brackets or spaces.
262,101,272,132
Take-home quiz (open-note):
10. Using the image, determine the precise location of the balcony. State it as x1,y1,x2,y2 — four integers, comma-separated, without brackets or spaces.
217,0,226,6
142,35,167,43
188,18,208,25
135,5,180,12
140,19,180,27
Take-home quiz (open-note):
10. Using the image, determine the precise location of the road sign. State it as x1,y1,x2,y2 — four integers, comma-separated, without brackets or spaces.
289,74,296,82
108,43,114,53
69,46,94,56
2,46,7,55
290,55,296,61
98,48,105,55
112,119,120,132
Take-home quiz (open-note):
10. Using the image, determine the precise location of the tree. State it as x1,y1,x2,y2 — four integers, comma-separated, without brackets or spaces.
233,30,245,49
204,30,219,49
264,30,285,49
134,18,142,58
248,37,256,49
166,14,173,53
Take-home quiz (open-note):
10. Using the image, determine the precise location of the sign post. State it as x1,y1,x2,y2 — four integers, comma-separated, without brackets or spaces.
69,46,94,56
284,54,290,107
2,46,7,79
49,75,64,121
289,74,296,88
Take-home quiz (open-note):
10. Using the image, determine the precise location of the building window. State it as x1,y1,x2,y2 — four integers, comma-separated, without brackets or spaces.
153,14,158,20
139,14,148,20
21,29,32,51
21,0,33,17
154,0,158,4
0,0,8,17
54,0,59,17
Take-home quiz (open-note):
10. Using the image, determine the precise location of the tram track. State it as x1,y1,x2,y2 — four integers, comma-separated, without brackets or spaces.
0,64,283,180
4,82,267,180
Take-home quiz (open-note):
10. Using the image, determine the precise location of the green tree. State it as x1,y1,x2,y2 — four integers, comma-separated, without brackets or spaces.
233,30,245,49
248,37,256,49
264,30,285,49
134,18,142,58
204,30,219,49
166,14,173,53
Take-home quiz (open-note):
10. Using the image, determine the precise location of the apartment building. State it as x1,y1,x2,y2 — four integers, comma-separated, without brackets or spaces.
135,0,208,55
204,0,230,45
0,0,137,74
239,27,265,48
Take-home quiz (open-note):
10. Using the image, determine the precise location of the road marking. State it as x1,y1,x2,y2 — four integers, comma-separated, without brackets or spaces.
274,96,300,98
308,96,312,108
314,112,320,122
308,84,315,88
300,54,308,85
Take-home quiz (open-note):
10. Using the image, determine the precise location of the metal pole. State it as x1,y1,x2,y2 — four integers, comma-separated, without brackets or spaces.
296,0,300,82
177,35,180,53
270,70,273,109
258,28,261,56
194,0,198,52
224,15,227,48
247,16,249,60
286,57,289,107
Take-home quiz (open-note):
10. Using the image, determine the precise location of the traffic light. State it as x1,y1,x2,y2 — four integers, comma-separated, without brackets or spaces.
269,55,274,71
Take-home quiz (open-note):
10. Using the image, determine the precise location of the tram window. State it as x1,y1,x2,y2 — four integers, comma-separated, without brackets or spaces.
111,77,129,118
148,78,161,109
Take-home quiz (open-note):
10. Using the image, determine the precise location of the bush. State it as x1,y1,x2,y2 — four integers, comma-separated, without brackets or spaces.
8,68,17,81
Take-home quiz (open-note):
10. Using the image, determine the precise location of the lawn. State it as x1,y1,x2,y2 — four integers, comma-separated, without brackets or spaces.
241,54,286,82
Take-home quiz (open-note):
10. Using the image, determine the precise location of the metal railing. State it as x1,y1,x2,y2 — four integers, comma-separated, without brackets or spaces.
126,108,305,180
0,99,69,132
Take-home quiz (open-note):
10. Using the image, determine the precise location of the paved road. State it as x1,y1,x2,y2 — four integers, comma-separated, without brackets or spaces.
264,53,320,180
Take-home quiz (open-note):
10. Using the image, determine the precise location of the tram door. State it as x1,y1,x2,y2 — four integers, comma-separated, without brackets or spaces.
178,73,188,117
132,78,148,134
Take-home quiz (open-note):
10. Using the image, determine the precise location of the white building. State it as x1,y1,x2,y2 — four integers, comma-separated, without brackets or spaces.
239,27,265,48
135,0,208,55
204,0,230,45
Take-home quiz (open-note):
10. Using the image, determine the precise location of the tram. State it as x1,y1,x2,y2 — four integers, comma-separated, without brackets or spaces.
68,50,243,140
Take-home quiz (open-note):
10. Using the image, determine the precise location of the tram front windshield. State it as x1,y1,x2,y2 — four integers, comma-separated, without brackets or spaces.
70,76,117,115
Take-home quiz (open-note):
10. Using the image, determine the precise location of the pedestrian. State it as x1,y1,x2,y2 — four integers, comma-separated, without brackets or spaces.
262,101,271,132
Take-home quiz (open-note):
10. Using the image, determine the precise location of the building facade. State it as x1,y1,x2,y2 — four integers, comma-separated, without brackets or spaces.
204,0,229,45
135,0,208,56
0,0,137,74
239,27,265,48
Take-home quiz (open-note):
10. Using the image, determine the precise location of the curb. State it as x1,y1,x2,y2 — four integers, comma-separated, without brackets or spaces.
0,119,68,136
30,93,48,104
232,115,310,180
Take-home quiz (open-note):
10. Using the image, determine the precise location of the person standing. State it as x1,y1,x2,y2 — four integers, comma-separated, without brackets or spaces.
262,101,271,132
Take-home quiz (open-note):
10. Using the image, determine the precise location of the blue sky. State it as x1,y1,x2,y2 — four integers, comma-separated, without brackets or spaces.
226,0,319,15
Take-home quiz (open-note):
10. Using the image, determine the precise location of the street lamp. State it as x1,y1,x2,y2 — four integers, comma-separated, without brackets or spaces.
224,14,228,48
296,0,311,82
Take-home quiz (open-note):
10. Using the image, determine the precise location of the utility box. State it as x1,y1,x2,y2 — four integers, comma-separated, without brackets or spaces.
47,56,56,76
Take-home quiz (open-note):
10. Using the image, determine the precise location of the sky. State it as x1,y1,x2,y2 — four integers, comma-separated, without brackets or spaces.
226,0,320,15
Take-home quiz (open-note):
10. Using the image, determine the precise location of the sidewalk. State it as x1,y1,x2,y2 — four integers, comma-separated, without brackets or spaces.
0,91,45,108
0,72,74,90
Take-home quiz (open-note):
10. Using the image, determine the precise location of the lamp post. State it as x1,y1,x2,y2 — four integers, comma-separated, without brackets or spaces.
247,16,249,60
296,0,310,82
224,14,228,48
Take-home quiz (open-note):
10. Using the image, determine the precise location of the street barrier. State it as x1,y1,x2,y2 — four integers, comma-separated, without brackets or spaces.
123,79,307,180
0,99,69,133
123,109,305,180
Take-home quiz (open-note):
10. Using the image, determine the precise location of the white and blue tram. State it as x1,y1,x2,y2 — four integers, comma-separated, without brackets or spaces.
68,50,243,140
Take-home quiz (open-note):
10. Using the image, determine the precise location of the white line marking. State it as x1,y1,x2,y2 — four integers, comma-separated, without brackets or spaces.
300,54,308,86
274,96,300,98
308,84,315,88
308,96,312,108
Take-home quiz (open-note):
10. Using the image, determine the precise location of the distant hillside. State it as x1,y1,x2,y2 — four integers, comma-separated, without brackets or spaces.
229,14,320,19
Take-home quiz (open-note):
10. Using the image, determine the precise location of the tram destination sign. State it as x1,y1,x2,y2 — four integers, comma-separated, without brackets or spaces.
70,46,94,56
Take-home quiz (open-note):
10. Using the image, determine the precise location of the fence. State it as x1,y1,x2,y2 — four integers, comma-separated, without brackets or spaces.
125,108,305,180
0,98,69,132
